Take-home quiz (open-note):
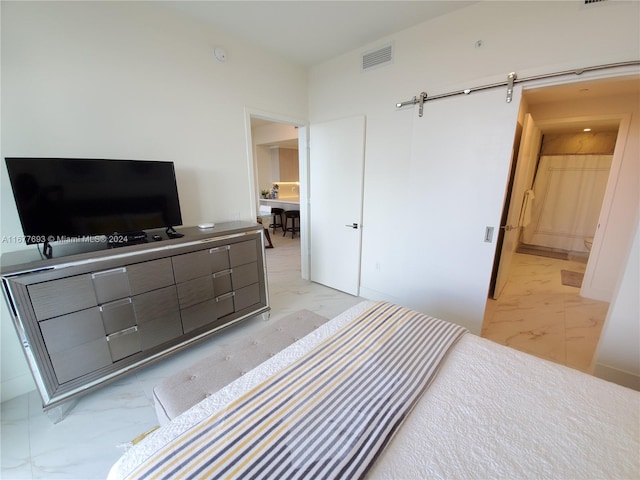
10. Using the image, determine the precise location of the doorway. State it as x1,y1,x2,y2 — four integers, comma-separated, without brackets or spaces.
482,75,638,373
245,111,307,277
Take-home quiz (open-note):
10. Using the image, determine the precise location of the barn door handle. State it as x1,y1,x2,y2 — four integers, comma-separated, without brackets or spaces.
345,223,358,229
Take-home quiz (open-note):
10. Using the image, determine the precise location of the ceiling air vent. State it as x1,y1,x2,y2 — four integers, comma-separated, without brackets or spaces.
361,43,394,72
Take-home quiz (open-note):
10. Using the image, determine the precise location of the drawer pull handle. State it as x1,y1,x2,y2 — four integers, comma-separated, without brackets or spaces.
213,269,232,278
99,298,132,311
209,245,230,254
92,267,127,279
106,325,138,341
216,292,235,302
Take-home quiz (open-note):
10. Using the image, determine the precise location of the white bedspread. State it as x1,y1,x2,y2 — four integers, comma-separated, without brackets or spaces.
109,301,640,479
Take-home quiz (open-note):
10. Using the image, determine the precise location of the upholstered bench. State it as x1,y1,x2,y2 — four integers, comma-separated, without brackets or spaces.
152,310,328,425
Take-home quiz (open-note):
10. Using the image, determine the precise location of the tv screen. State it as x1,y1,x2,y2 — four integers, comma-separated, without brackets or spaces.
5,157,183,244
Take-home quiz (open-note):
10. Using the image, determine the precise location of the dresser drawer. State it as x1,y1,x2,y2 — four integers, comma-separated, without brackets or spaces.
231,262,259,290
29,275,97,321
229,239,258,267
49,338,111,384
100,298,136,335
180,299,218,334
172,250,212,284
107,326,142,362
133,286,181,330
209,245,230,273
127,258,175,295
138,314,183,350
91,267,131,304
40,307,105,354
215,291,235,318
213,269,233,295
176,276,215,309
39,305,112,384
234,283,260,312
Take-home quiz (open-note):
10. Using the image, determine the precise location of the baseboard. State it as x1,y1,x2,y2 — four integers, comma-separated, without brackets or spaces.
358,287,402,308
593,363,640,391
1,373,36,403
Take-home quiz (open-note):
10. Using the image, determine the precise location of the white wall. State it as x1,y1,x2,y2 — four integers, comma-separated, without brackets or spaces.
252,123,298,146
594,221,640,389
0,1,307,400
255,145,274,193
308,1,639,375
251,122,299,192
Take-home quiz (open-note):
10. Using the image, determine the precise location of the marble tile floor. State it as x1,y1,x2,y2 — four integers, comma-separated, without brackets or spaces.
481,251,609,374
0,231,363,480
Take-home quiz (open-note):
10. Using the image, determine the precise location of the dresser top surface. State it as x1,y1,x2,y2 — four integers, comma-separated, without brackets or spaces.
1,222,262,276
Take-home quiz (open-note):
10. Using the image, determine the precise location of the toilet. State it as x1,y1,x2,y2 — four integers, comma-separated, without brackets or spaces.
584,237,594,251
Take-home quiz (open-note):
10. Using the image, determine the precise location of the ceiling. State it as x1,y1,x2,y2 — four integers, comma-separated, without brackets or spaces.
524,75,640,134
524,75,640,107
158,2,639,138
160,1,476,67
259,137,300,149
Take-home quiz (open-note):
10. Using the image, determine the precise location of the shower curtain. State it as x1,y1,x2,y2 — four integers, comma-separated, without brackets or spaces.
521,154,612,253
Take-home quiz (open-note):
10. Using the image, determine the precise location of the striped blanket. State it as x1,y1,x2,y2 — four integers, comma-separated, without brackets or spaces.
126,302,467,480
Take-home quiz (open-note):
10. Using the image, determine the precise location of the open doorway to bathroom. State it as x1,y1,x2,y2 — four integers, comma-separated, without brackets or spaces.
517,122,617,266
482,74,639,375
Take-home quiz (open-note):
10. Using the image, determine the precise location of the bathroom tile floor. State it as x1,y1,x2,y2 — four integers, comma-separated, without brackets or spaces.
481,251,609,373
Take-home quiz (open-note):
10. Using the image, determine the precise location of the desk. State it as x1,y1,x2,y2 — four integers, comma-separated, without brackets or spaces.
259,199,300,210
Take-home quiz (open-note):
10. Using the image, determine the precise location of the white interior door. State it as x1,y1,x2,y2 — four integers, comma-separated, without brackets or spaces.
309,116,365,295
493,113,542,298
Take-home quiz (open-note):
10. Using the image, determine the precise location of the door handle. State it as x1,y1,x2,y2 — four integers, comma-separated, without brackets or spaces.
345,223,359,229
500,225,517,231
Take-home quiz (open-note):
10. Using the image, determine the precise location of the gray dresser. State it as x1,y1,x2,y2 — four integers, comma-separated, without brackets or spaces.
1,222,269,415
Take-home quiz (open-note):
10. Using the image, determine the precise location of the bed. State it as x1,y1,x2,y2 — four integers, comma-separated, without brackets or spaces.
108,301,639,479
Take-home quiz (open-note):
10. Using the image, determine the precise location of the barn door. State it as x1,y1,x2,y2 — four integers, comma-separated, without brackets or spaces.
401,87,522,332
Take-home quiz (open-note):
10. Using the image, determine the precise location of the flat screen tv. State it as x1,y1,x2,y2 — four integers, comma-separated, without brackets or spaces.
5,157,183,245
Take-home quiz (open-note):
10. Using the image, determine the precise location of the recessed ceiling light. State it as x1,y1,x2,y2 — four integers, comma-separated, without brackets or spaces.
583,128,592,132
